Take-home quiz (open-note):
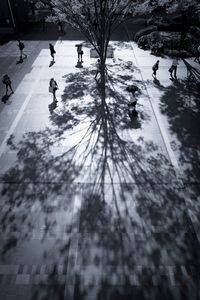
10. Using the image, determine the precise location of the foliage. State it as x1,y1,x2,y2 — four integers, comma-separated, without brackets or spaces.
51,0,132,59
134,0,200,15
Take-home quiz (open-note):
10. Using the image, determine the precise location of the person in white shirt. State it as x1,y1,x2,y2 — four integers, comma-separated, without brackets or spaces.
94,59,101,80
128,90,138,117
49,78,58,101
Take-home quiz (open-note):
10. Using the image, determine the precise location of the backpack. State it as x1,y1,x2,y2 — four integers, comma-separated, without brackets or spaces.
152,63,158,71
19,42,24,50
2,75,10,85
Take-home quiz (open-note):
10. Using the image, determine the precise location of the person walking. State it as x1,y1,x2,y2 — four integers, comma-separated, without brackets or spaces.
41,17,46,32
171,58,179,78
2,74,14,95
17,40,27,62
128,88,138,117
152,60,159,78
76,44,83,62
194,45,200,63
58,21,63,34
49,78,58,102
49,43,56,61
168,65,173,79
94,59,101,80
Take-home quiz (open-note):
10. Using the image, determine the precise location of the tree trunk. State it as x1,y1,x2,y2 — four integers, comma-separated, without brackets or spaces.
100,59,106,103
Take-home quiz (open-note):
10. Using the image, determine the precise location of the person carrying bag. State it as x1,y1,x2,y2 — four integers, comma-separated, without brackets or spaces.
49,78,58,101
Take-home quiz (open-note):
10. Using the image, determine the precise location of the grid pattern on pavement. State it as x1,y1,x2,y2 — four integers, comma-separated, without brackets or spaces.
0,34,200,300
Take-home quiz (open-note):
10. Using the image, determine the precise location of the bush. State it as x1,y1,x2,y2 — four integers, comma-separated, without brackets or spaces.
134,26,157,41
138,31,198,57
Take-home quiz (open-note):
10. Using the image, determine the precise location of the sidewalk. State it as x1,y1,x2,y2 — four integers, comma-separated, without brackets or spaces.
0,27,200,300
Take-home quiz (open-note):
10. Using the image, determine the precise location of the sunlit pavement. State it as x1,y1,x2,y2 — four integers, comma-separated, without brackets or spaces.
0,24,200,300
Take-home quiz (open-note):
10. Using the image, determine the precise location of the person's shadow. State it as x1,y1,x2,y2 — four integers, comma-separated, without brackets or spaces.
48,100,57,114
75,60,83,68
49,60,55,67
128,110,142,129
1,93,12,104
16,58,23,64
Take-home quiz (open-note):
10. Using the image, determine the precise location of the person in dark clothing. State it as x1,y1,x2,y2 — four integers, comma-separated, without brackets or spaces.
49,43,56,61
171,58,179,78
58,21,63,34
152,60,159,78
41,17,46,32
194,45,200,63
76,44,83,62
17,40,27,62
168,66,173,79
2,74,14,95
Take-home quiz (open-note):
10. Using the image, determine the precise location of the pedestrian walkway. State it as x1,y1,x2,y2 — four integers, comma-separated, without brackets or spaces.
0,31,199,300
0,40,174,182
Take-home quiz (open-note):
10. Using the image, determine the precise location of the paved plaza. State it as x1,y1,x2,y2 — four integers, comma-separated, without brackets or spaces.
0,23,200,300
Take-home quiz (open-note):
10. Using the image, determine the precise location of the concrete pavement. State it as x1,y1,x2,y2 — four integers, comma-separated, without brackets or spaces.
0,24,200,300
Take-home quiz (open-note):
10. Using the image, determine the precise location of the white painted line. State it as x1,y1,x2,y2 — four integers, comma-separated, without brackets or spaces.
122,21,180,169
148,98,179,169
0,67,46,158
130,48,179,169
0,39,63,158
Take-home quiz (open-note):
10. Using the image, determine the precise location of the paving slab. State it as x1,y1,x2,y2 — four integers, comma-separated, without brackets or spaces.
0,25,199,300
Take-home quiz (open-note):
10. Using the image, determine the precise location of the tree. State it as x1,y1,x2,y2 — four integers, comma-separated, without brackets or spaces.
134,0,200,51
51,0,132,96
29,0,53,15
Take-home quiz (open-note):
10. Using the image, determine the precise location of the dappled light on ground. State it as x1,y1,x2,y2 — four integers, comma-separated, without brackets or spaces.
0,44,199,300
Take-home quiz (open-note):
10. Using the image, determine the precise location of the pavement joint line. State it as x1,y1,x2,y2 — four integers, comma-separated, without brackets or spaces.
122,21,180,171
122,22,200,239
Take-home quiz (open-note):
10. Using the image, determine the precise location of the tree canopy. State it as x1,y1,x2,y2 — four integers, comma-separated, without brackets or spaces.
51,0,132,60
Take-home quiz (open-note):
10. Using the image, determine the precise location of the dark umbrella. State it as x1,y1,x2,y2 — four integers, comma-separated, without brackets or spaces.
126,85,139,93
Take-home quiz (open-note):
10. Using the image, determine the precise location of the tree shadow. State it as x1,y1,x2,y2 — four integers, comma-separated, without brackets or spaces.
158,76,200,183
0,54,199,300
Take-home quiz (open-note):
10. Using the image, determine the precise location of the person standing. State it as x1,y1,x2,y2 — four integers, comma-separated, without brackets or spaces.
41,17,46,32
49,78,58,102
94,59,101,79
168,65,173,79
194,45,200,63
171,58,179,78
76,44,83,62
58,21,63,34
152,60,159,78
2,74,14,95
128,89,138,117
17,40,27,62
49,43,56,61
